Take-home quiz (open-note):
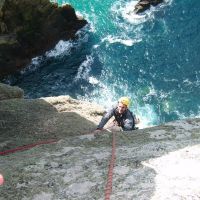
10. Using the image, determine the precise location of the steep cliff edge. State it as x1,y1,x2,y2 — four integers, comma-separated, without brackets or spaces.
1,84,200,199
0,0,87,79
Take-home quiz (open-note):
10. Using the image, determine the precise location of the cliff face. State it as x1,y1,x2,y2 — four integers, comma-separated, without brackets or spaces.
0,0,87,79
0,84,200,199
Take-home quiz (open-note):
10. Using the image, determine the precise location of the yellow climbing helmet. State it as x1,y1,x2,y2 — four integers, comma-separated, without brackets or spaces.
118,96,130,107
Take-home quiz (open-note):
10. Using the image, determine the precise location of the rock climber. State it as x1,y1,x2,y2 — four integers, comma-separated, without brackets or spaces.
96,97,140,132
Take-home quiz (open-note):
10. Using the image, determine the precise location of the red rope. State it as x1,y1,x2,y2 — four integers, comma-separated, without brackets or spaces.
0,139,58,156
105,132,116,200
81,127,117,199
0,129,117,199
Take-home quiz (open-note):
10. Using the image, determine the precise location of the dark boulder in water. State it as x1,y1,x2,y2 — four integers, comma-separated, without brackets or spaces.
0,0,87,79
134,0,164,14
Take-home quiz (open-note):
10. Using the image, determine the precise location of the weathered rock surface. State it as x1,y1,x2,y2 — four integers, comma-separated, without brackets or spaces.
0,0,87,79
134,0,164,14
0,85,200,199
0,95,104,149
0,82,23,100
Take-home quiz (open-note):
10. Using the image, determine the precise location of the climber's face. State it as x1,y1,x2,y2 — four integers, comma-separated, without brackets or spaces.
117,102,127,114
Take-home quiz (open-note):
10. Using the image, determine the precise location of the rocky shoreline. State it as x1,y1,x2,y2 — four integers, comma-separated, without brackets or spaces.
0,0,87,79
0,0,166,80
0,0,165,80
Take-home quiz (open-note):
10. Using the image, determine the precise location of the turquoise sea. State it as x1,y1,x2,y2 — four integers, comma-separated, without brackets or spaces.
7,0,200,128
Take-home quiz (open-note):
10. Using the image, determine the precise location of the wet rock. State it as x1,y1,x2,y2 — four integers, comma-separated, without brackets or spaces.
0,0,87,79
134,0,164,14
134,0,151,14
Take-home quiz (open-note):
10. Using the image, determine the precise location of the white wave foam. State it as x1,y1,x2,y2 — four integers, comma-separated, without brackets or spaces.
102,35,141,46
121,1,149,25
78,78,121,110
45,40,73,58
20,40,74,76
74,55,94,81
46,24,91,59
88,76,99,84
111,0,148,25
18,24,91,77
75,11,84,19
112,0,173,25
20,56,43,75
183,79,193,86
136,104,158,128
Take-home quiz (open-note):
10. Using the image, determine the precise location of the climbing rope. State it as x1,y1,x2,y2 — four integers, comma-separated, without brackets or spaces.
82,126,117,200
104,132,116,200
0,127,117,200
82,125,117,200
0,139,58,156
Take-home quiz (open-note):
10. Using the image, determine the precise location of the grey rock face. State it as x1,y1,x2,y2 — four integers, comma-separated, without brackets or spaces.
0,91,200,199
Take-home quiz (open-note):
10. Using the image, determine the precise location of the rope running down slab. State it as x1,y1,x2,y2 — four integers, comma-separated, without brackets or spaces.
0,128,117,200
104,132,116,200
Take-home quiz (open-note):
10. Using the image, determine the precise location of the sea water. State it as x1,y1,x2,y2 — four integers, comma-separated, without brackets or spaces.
8,0,200,128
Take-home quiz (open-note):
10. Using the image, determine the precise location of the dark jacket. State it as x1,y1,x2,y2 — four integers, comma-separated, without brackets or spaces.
97,105,136,131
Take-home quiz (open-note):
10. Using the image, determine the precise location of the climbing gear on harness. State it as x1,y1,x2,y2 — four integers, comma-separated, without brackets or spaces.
118,96,130,107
